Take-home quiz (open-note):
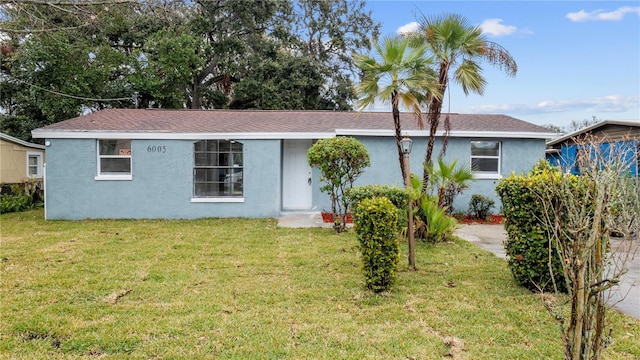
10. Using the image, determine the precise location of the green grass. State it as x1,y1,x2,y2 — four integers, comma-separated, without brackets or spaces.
1,209,638,359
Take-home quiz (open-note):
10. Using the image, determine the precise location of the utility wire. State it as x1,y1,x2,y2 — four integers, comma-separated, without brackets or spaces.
10,77,134,102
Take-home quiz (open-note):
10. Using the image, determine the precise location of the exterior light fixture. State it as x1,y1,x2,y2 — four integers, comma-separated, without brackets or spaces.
400,136,413,154
400,135,415,270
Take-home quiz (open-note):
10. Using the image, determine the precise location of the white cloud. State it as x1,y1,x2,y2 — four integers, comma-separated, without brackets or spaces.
396,21,419,35
479,18,518,36
566,6,640,22
465,95,640,115
532,95,640,113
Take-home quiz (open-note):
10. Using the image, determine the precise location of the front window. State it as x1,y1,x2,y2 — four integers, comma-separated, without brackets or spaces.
97,139,131,179
193,140,243,197
471,141,501,177
26,152,43,178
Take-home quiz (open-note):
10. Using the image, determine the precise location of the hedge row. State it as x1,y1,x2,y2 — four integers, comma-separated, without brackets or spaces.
496,163,575,293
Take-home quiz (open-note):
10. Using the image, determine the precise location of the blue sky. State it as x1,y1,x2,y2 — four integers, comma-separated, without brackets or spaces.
362,1,640,127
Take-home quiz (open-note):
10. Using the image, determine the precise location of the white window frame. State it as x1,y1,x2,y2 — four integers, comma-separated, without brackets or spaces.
191,139,244,202
470,140,502,179
95,139,132,181
26,151,43,178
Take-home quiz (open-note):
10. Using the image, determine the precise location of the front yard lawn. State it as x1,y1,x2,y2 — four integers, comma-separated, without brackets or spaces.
1,209,638,359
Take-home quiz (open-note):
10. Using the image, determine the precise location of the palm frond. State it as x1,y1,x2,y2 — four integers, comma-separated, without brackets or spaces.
481,41,518,77
454,59,487,95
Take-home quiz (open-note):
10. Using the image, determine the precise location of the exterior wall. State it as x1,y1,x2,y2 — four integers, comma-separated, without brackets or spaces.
547,140,639,176
312,136,547,214
44,138,281,219
45,135,546,219
590,124,640,142
0,138,45,184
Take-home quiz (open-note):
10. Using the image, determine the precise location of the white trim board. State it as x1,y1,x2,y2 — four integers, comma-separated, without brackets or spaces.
32,130,557,140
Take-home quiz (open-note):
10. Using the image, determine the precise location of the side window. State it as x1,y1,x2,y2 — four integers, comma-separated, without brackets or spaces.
470,141,501,176
193,140,243,197
97,139,132,179
26,152,43,178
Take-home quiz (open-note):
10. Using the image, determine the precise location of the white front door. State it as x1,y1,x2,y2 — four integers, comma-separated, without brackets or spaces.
282,139,313,210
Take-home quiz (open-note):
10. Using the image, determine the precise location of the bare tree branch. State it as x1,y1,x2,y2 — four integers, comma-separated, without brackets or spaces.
0,0,135,5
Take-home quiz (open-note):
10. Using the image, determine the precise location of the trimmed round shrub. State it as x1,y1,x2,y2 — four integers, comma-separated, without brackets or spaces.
354,196,400,293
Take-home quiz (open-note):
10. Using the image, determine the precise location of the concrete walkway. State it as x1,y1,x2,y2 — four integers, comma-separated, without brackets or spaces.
277,213,639,319
277,212,333,228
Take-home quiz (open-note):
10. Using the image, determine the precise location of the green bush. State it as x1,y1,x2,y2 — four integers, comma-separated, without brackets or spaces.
468,194,495,220
0,181,41,214
0,193,33,213
354,196,400,293
307,137,370,233
414,195,458,243
346,185,409,230
425,157,473,214
496,162,575,293
410,174,458,243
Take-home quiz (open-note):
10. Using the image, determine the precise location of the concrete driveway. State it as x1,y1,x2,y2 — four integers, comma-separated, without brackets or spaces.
455,224,640,320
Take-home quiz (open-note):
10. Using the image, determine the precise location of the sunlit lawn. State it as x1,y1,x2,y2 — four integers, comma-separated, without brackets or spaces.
1,209,638,359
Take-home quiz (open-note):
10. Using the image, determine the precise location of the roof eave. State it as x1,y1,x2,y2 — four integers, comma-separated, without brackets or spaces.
337,129,559,139
31,130,337,140
33,128,559,140
546,120,640,146
1,132,46,149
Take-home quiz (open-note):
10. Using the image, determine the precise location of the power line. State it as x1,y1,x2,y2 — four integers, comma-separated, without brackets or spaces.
10,77,134,102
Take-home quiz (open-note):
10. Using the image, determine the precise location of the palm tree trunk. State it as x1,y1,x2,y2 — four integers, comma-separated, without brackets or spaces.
422,64,449,194
392,94,407,181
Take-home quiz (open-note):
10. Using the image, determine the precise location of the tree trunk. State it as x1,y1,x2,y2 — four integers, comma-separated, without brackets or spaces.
422,63,449,194
392,94,406,182
570,262,586,360
191,79,201,109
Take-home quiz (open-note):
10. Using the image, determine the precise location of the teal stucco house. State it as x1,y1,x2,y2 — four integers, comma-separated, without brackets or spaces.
32,109,557,219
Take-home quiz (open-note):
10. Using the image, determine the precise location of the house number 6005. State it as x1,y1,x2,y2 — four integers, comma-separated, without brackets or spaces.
147,145,167,153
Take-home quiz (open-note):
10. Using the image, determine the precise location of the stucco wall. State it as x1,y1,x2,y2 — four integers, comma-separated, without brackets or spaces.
45,135,545,219
312,136,547,214
44,138,281,219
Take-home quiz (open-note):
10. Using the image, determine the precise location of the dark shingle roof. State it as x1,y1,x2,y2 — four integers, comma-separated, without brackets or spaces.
33,108,555,138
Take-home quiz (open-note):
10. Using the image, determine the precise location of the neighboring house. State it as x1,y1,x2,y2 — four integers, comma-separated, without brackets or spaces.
546,120,640,176
31,109,557,219
0,132,46,185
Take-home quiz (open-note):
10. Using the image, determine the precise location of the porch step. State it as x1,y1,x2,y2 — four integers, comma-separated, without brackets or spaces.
277,211,331,228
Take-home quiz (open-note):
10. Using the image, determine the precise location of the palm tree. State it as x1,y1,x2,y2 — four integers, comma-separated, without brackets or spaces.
408,14,517,191
425,157,473,212
354,35,439,181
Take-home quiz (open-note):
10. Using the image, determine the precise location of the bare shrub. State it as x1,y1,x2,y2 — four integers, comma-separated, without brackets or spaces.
539,134,639,360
